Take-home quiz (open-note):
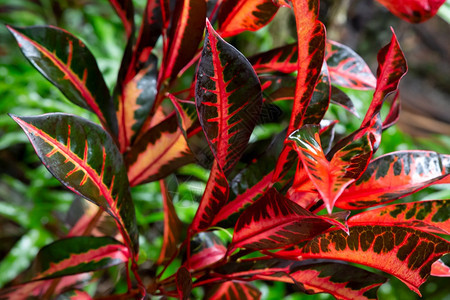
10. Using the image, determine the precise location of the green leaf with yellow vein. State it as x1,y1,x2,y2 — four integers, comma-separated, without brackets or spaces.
32,236,129,280
10,113,138,256
218,0,279,37
7,25,118,137
289,124,375,214
278,225,450,295
348,200,450,235
196,19,262,175
125,114,195,186
336,151,450,209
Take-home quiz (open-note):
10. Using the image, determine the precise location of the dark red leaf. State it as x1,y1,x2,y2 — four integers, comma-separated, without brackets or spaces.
217,0,279,37
196,19,262,175
376,0,446,23
348,200,450,235
325,40,376,90
337,151,450,209
176,267,192,300
279,225,450,295
109,0,134,38
382,92,400,130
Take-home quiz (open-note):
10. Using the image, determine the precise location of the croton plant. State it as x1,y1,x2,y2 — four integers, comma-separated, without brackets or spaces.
1,0,449,299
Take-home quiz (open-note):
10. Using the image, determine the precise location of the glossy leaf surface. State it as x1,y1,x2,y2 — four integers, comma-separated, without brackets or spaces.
288,0,325,133
376,0,446,23
325,40,376,90
196,20,262,175
218,0,279,37
163,0,206,80
280,225,450,295
289,125,374,213
249,43,298,73
230,188,332,251
431,259,450,277
33,236,129,280
125,115,194,186
206,281,261,300
7,25,118,137
11,113,138,255
348,200,449,235
337,151,450,209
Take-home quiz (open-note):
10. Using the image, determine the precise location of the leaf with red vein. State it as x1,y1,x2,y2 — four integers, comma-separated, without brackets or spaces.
205,281,261,300
176,267,192,300
32,236,129,280
108,0,135,38
362,29,407,127
337,151,450,209
125,114,195,186
260,75,296,102
162,0,206,80
7,25,118,137
157,180,184,265
189,160,229,233
431,259,450,277
288,0,325,134
289,124,375,213
187,232,227,271
325,40,376,90
279,225,450,295
10,113,138,256
196,19,262,175
229,188,332,251
249,43,298,73
376,0,446,23
348,200,449,235
217,0,279,37
168,94,198,140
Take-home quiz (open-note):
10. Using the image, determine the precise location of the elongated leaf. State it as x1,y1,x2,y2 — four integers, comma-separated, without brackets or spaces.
337,151,450,209
196,19,262,175
7,26,118,137
325,40,376,90
205,281,261,300
217,0,279,37
190,161,229,232
157,180,184,265
289,124,375,213
229,188,332,251
109,0,134,38
362,29,407,127
288,0,325,134
10,113,138,255
250,43,298,73
431,259,450,277
302,63,330,125
279,225,450,295
125,115,195,186
348,200,450,235
187,232,227,270
376,0,446,23
176,267,192,300
260,75,296,102
330,86,360,118
382,93,400,130
162,0,206,80
32,236,128,280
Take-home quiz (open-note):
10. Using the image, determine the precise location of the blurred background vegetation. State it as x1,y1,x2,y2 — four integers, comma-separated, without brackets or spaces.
0,0,449,299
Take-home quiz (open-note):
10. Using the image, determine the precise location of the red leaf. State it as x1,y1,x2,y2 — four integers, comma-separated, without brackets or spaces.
279,225,450,295
217,0,279,37
337,151,450,209
431,259,450,277
325,40,376,90
249,43,298,73
163,0,206,80
206,281,261,299
109,0,134,38
376,0,446,23
362,29,407,127
176,267,192,300
229,188,332,251
187,232,227,271
196,19,262,175
289,124,375,213
348,200,450,235
288,0,326,134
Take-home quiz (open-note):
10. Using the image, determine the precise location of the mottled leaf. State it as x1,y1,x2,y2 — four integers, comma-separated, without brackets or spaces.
7,25,118,136
337,151,450,209
10,113,138,256
325,40,376,90
218,0,279,37
376,0,446,23
302,63,330,125
196,19,262,175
